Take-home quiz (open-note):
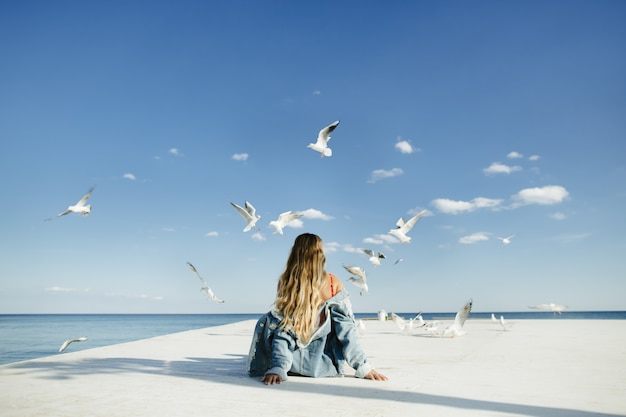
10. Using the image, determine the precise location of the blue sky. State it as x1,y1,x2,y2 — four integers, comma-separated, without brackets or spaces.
1,1,624,314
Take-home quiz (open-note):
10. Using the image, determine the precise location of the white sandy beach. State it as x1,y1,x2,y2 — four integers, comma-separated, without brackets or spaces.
1,318,624,417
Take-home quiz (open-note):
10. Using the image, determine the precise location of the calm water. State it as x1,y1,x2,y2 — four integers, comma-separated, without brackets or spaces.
1,311,624,366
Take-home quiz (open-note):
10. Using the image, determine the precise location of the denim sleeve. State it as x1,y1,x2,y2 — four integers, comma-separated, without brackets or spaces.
266,329,295,381
330,294,373,378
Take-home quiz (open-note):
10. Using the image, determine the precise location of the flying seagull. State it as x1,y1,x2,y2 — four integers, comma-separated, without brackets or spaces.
230,201,261,232
59,336,88,352
497,234,515,245
362,249,386,266
441,299,473,337
186,262,224,303
269,211,303,235
45,186,95,221
307,120,339,157
388,209,427,244
529,303,567,314
342,264,368,295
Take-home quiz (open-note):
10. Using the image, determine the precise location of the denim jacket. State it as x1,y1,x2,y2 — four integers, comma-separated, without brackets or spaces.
247,289,373,381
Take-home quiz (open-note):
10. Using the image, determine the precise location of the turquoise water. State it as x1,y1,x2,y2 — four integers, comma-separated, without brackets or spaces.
1,311,624,365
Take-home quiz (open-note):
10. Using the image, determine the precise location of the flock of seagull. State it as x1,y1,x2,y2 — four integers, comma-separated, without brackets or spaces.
390,299,474,338
44,120,565,351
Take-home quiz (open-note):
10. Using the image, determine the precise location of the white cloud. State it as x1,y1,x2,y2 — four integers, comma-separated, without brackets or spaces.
162,227,176,232
105,292,163,301
483,162,522,175
205,231,219,237
432,197,503,214
123,173,136,180
169,148,182,156
362,237,383,245
313,90,321,95
529,155,541,161
550,212,567,220
324,242,341,253
301,208,333,220
376,233,404,244
395,140,415,154
507,151,523,159
252,232,266,241
459,232,490,244
45,286,89,292
368,168,404,183
552,232,591,244
232,153,249,161
511,185,569,207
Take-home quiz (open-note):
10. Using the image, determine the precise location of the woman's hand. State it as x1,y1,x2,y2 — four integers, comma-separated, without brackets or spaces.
261,373,282,385
364,369,388,381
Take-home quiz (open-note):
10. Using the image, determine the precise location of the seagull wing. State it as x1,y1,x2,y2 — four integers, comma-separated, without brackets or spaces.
399,210,427,233
343,265,366,280
187,261,208,286
278,211,303,224
390,312,406,330
75,186,95,207
59,336,87,352
453,299,473,330
45,209,72,221
362,248,374,257
231,202,253,222
244,201,257,217
317,120,340,144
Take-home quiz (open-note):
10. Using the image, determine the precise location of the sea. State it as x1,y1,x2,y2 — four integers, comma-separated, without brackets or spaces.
1,311,624,366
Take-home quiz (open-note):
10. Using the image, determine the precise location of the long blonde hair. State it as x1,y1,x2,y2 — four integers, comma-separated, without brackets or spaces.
275,233,327,343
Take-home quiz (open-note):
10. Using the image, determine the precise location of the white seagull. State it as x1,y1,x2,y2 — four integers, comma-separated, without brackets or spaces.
499,315,510,331
45,186,95,221
529,303,567,314
390,312,422,335
269,211,303,235
388,209,427,244
415,314,441,333
441,299,473,337
59,336,88,352
362,249,386,266
307,120,339,157
491,313,498,323
230,201,261,232
497,234,515,245
187,262,224,303
342,264,368,295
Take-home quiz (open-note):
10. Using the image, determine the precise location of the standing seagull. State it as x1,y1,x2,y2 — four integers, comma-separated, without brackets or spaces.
388,209,427,244
45,186,95,221
307,120,339,157
59,336,88,352
497,234,515,245
499,315,510,331
269,211,303,235
186,262,224,303
362,249,386,266
442,299,473,337
342,264,368,295
230,201,261,232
